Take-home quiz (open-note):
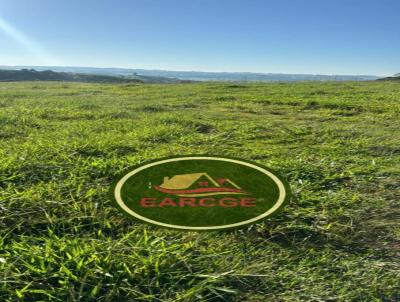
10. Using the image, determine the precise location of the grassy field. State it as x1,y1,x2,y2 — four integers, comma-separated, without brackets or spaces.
0,81,399,301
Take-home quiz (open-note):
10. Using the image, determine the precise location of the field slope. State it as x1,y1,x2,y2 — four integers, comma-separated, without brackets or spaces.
0,81,399,301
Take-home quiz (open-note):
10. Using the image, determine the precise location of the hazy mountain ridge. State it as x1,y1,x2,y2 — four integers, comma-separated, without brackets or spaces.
131,69,379,82
0,68,187,83
0,66,380,82
0,69,142,83
377,75,400,81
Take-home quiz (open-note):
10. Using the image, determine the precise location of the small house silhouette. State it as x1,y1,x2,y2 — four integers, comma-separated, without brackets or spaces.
155,173,246,197
160,173,219,189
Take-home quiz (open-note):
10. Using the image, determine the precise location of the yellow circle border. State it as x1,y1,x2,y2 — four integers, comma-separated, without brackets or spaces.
114,156,288,230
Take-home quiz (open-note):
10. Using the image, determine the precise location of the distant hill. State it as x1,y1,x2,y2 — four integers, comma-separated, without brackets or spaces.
0,68,187,83
376,74,400,81
0,66,379,82
128,69,379,82
0,69,143,83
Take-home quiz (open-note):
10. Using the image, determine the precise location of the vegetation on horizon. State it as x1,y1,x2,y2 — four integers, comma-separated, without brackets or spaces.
0,69,187,84
378,75,400,81
0,81,399,301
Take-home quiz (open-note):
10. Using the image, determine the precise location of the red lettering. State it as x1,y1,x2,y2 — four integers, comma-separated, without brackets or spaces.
140,196,256,207
199,198,215,207
240,197,256,207
219,197,238,207
140,197,157,207
179,198,196,207
159,198,177,207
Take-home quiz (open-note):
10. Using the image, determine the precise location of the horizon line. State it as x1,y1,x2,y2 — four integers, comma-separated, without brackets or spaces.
0,64,387,77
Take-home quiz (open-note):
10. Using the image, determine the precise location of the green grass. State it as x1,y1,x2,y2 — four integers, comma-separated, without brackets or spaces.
0,81,399,301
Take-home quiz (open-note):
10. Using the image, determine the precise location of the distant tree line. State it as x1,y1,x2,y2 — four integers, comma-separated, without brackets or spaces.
0,69,143,83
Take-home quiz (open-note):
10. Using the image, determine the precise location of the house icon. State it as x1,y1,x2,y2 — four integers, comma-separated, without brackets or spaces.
154,172,248,197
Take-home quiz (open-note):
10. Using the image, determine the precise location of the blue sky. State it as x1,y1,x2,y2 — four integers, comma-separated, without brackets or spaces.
0,0,399,75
